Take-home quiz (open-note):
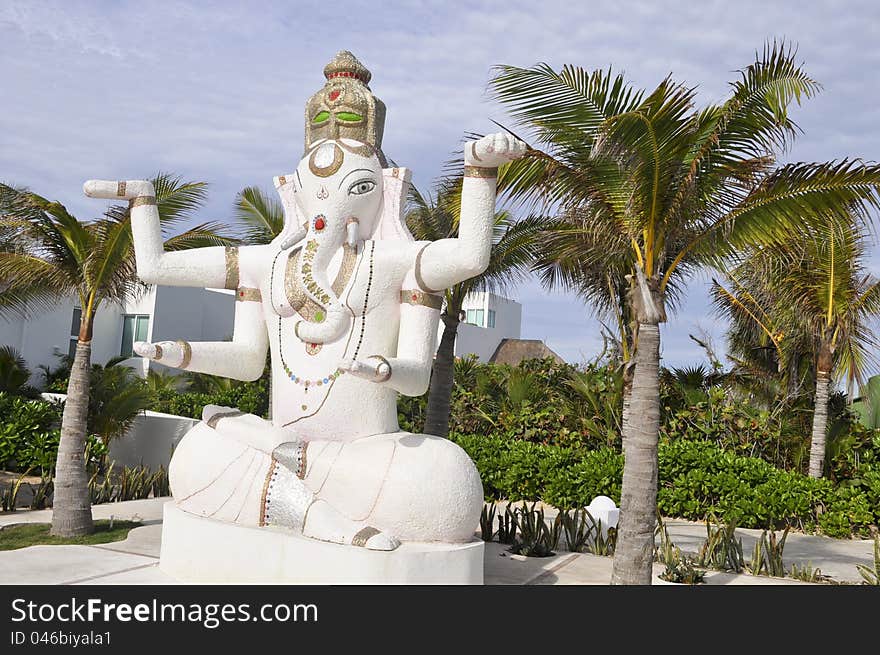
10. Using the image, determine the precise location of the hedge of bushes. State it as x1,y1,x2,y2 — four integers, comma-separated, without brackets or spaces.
450,433,880,538
0,392,106,475
0,393,62,474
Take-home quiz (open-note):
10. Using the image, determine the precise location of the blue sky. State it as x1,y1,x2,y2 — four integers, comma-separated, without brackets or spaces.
2,0,879,367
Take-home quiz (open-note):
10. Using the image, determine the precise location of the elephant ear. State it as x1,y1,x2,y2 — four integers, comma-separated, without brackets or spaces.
272,173,307,248
373,167,414,242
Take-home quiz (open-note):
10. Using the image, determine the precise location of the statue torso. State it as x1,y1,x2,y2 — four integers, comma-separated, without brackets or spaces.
241,239,428,441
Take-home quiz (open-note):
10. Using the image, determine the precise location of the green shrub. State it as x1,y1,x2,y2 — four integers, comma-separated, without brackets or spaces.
452,433,878,537
0,392,62,473
149,376,269,419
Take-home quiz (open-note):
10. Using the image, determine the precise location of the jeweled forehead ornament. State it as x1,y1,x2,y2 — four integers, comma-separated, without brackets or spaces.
304,50,387,167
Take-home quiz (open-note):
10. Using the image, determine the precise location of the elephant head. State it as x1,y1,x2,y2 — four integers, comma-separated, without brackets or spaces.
284,138,384,344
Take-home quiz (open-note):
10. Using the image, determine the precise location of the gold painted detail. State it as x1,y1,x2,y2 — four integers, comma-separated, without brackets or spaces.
337,140,375,158
400,289,443,310
176,339,192,369
308,142,344,178
259,459,279,527
153,344,163,360
129,195,157,208
414,243,441,294
305,342,322,356
205,409,245,429
236,286,262,303
464,165,498,178
351,526,381,547
300,240,332,306
224,246,240,290
297,442,308,480
332,243,358,295
283,241,357,323
117,181,126,197
278,175,287,186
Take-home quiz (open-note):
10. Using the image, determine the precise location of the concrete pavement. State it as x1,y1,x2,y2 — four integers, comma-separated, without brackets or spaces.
0,499,875,585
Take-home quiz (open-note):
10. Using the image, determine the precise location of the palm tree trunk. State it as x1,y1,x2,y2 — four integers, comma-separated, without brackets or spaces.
611,321,661,585
808,370,831,479
424,313,459,438
621,363,634,437
50,335,94,536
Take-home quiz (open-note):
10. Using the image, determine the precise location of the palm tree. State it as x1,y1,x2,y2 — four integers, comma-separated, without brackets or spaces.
0,174,233,536
406,175,546,438
490,42,880,583
714,220,880,477
234,186,284,245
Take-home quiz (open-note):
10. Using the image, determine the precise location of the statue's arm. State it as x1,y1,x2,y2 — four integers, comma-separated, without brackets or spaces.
134,289,269,381
339,292,441,396
414,133,526,292
83,179,234,289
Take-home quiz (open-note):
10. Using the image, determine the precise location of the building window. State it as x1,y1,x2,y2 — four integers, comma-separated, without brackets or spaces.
68,307,81,359
487,309,496,328
121,315,150,357
465,309,485,327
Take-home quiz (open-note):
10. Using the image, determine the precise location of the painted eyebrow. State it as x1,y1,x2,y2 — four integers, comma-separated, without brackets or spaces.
338,168,375,189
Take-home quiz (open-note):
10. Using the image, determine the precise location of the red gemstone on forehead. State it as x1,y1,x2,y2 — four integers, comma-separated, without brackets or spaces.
329,90,340,101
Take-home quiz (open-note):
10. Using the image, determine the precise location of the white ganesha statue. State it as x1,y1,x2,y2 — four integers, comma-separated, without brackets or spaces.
84,51,525,554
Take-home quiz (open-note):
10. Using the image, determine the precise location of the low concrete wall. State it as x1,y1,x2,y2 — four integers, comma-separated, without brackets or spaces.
109,411,197,470
40,393,196,470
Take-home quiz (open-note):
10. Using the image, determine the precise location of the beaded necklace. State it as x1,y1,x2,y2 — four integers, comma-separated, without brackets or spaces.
269,241,374,392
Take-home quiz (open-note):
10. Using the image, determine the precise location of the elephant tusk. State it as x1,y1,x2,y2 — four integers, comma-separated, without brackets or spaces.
345,217,360,249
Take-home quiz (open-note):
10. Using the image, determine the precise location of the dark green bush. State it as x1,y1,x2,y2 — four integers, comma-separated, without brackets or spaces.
0,392,105,474
149,378,269,419
0,392,62,473
451,432,878,537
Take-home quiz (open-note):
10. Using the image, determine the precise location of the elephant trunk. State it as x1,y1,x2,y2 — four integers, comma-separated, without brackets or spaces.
294,235,350,344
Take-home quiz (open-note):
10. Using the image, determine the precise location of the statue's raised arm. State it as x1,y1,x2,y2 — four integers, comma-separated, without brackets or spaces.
414,133,526,292
83,179,234,289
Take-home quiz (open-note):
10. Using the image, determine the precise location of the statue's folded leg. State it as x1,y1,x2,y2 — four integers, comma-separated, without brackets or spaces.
173,406,399,551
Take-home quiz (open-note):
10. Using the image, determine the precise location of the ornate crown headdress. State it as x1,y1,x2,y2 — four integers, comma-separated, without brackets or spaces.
304,51,387,165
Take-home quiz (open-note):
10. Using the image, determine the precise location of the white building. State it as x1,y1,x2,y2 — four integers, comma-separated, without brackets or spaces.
1,286,522,385
0,286,234,383
449,291,522,361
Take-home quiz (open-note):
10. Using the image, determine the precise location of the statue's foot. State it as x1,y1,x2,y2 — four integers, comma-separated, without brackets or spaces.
304,499,400,551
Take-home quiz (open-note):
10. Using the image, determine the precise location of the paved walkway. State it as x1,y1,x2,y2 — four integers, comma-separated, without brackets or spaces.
0,499,874,585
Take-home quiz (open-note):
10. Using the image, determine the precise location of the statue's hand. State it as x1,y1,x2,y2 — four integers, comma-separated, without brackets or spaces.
464,132,527,168
83,179,155,200
338,356,391,383
134,340,187,368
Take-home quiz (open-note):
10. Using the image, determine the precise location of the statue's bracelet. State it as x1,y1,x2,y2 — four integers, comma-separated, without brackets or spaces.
367,355,392,382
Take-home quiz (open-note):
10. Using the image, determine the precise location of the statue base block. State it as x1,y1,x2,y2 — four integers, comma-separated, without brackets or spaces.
159,502,484,584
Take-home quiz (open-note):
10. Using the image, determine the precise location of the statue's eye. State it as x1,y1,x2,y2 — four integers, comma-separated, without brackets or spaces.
349,179,376,196
312,111,331,124
336,111,363,123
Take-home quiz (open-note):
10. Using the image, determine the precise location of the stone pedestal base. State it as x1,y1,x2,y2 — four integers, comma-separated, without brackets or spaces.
159,502,484,584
